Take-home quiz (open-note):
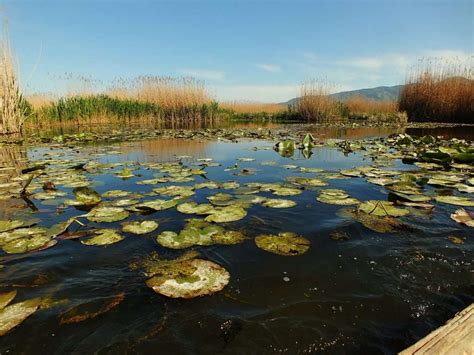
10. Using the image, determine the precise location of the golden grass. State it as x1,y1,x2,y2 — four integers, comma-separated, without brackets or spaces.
0,21,24,134
399,60,474,123
345,95,397,114
25,93,56,109
220,101,286,114
296,80,339,121
108,76,213,108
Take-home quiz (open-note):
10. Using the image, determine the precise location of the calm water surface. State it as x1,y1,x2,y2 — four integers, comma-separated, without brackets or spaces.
0,124,472,354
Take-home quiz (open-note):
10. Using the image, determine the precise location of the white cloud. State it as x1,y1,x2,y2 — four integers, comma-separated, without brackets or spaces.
255,63,282,73
178,68,225,81
211,84,298,103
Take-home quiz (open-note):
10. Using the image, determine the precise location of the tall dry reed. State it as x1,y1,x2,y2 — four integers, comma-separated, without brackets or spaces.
0,20,25,134
220,101,286,114
296,80,339,122
399,60,474,123
345,95,397,115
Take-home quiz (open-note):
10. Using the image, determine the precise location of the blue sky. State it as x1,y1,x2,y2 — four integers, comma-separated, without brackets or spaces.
4,0,473,102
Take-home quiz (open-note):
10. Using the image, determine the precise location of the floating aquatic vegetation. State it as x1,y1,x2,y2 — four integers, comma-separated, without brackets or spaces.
122,220,159,234
450,208,474,227
103,190,130,198
204,206,247,223
115,168,135,179
81,229,124,246
262,198,296,209
66,187,102,206
156,219,245,249
270,186,302,196
358,200,409,217
153,185,195,197
32,191,67,200
302,133,316,149
136,199,178,211
194,181,220,190
207,193,234,206
274,140,296,157
177,202,215,215
339,208,409,233
0,226,56,254
448,236,464,244
59,292,125,324
0,220,24,233
389,191,432,203
329,231,350,241
435,195,474,207
255,232,310,256
0,296,41,336
287,176,327,187
317,189,359,205
86,207,130,223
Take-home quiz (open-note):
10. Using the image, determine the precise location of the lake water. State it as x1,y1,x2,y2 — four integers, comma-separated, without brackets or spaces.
0,123,472,354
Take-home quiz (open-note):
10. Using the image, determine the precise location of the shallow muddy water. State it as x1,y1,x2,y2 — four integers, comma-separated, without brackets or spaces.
0,124,472,354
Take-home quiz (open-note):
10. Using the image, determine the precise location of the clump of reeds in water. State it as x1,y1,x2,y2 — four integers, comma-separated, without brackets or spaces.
27,76,220,126
0,22,26,134
399,59,474,123
295,80,341,122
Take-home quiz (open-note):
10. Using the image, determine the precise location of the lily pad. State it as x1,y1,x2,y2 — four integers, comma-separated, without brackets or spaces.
435,195,474,207
177,202,215,215
317,189,359,205
0,290,17,310
0,298,41,336
81,229,124,246
205,206,247,223
137,198,178,211
2,234,55,254
86,207,130,222
262,198,297,209
450,208,474,227
122,221,159,234
72,187,101,206
0,220,24,233
255,232,310,256
146,258,230,299
358,200,409,217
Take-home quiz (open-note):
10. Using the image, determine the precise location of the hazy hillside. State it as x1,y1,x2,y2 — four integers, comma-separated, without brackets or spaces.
285,84,404,105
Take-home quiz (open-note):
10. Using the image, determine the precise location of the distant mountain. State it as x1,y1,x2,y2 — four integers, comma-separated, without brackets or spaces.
284,84,404,106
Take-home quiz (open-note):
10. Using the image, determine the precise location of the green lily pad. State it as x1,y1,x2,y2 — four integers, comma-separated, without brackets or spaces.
358,200,409,217
122,221,159,234
103,190,130,198
390,191,432,203
33,191,67,200
287,177,328,187
81,229,124,246
177,202,215,215
204,206,247,223
339,208,408,233
0,290,17,310
115,168,135,179
255,232,310,256
450,208,474,227
86,207,130,222
0,298,41,336
0,220,24,233
72,187,101,206
136,199,178,211
146,258,230,299
302,133,316,149
2,235,55,254
435,195,474,207
317,189,359,205
262,198,297,209
153,185,194,197
156,219,245,249
271,187,302,196
207,193,234,206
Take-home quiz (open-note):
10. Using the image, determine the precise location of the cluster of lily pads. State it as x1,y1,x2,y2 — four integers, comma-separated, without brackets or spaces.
0,130,472,336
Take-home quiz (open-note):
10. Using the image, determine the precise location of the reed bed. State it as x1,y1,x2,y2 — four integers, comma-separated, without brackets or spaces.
399,61,474,123
295,80,342,122
345,96,397,115
27,76,220,126
0,23,25,134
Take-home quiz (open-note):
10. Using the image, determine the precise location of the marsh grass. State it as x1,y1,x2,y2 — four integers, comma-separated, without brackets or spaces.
0,21,26,134
399,60,474,123
26,76,220,126
295,80,342,122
